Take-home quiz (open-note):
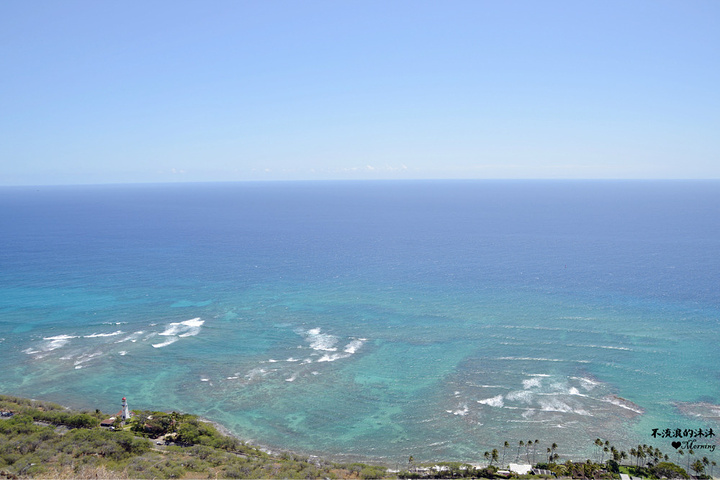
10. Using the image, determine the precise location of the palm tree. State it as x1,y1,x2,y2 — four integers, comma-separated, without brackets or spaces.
629,448,637,467
620,450,628,466
484,451,491,465
692,459,705,476
710,460,716,478
492,449,499,466
549,443,559,464
517,441,524,461
604,440,610,463
687,449,694,472
526,439,533,463
502,441,509,466
594,439,603,463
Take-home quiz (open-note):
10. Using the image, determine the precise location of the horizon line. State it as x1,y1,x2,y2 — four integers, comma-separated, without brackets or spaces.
3,177,720,188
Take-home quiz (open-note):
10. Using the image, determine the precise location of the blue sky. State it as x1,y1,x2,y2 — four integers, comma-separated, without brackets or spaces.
1,0,719,185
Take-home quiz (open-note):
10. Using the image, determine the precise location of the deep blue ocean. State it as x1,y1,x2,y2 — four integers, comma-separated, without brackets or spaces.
1,180,719,463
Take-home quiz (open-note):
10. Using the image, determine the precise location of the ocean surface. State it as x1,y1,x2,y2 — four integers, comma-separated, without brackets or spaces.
1,180,719,464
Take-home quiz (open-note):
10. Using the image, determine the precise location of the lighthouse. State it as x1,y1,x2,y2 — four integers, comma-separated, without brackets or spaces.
121,397,130,421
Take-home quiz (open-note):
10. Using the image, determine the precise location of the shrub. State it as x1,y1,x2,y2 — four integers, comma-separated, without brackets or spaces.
651,461,690,479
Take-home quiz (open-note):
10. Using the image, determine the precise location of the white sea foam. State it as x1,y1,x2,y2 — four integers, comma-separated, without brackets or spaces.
522,377,542,389
118,351,128,356
344,339,365,354
73,351,103,367
317,352,352,362
153,318,203,347
448,405,469,416
576,376,601,385
602,395,644,414
159,317,204,337
506,390,534,404
427,441,450,447
538,397,591,416
41,334,77,351
477,395,504,407
116,331,145,343
245,368,268,381
286,357,299,362
566,343,632,351
304,328,339,352
84,330,123,338
568,387,584,396
152,337,179,348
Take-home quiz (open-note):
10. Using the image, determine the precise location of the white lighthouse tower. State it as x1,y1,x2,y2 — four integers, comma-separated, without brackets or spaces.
121,397,130,421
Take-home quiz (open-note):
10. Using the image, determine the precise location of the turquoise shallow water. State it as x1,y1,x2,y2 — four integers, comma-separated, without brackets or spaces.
1,181,719,463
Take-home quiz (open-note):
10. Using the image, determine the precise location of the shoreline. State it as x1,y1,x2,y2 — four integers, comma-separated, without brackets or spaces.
3,393,717,480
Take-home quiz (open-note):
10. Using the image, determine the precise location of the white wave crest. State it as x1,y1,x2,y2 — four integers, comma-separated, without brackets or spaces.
602,395,644,414
305,328,339,352
478,395,504,407
159,318,204,337
73,351,103,367
449,405,469,416
523,377,542,389
344,339,364,354
446,405,469,416
245,368,268,381
84,330,123,338
153,318,203,348
538,397,591,416
115,331,145,343
152,337,179,348
317,352,352,362
506,390,534,404
41,334,78,351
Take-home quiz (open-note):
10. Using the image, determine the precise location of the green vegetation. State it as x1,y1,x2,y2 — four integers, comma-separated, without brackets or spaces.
0,396,712,479
0,395,382,479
